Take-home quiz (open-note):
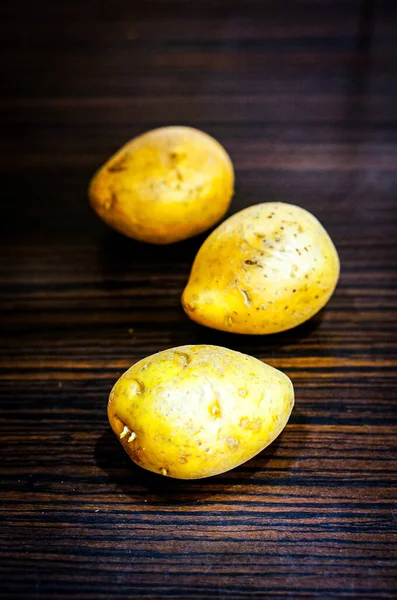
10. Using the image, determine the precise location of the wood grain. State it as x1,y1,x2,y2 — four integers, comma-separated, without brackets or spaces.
1,0,396,598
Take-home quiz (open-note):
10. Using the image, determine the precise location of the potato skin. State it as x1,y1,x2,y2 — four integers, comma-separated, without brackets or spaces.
108,345,294,479
89,126,234,244
182,202,340,334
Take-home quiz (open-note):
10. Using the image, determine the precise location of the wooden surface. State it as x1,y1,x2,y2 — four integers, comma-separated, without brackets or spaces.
1,0,397,598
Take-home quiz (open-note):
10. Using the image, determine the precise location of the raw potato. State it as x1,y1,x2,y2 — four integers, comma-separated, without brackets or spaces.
182,202,340,334
89,126,234,244
108,345,294,479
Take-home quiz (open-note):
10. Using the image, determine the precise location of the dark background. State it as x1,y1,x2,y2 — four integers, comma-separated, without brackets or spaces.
1,0,396,598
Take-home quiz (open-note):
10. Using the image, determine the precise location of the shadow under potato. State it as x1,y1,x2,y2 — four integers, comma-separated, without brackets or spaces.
97,188,239,278
188,307,326,357
97,224,331,355
95,421,307,505
98,223,212,280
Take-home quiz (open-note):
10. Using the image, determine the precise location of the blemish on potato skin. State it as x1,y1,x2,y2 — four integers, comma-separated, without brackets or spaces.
129,378,145,395
252,418,262,431
133,446,146,465
209,398,222,418
139,360,152,373
239,287,251,307
103,193,117,211
225,315,234,327
108,154,129,172
185,301,197,313
239,417,250,429
239,417,262,431
225,436,239,451
173,350,191,366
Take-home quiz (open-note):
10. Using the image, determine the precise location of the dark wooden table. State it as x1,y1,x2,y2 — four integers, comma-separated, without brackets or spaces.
1,1,396,598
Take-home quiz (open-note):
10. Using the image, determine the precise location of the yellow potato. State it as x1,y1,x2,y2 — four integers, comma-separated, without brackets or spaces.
182,202,340,334
108,345,294,479
89,126,234,244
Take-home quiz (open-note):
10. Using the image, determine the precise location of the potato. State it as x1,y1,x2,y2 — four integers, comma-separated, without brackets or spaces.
108,345,294,479
89,126,234,244
182,202,340,334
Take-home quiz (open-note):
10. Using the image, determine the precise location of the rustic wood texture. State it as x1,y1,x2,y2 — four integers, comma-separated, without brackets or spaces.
1,0,397,598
